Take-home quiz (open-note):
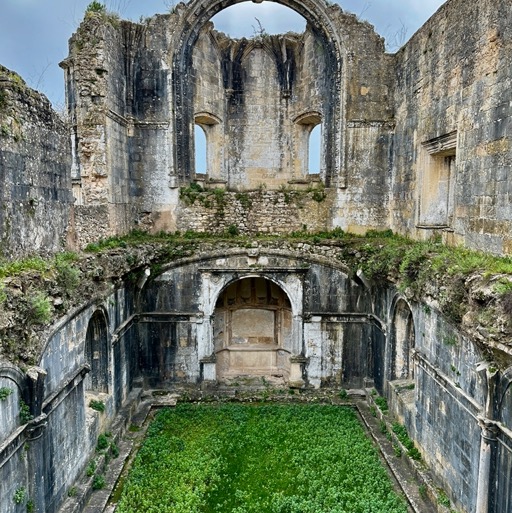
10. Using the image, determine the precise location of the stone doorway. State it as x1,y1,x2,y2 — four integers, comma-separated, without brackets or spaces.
214,277,292,384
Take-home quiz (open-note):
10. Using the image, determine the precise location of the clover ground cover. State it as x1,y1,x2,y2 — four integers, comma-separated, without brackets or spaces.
116,403,407,513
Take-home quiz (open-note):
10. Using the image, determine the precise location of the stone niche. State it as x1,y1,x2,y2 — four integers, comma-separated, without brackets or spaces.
214,277,293,383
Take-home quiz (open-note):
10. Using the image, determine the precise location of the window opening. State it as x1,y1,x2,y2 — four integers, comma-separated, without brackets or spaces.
211,2,306,38
194,124,207,175
308,124,322,174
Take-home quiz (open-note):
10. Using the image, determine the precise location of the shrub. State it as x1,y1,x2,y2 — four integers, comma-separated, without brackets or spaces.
86,1,106,13
96,433,110,451
89,399,106,413
92,474,106,490
110,442,120,458
86,460,97,477
19,400,33,424
27,292,52,325
226,224,239,237
13,487,26,504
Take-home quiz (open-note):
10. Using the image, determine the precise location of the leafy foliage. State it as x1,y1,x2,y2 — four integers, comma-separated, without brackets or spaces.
19,399,33,424
86,1,106,13
117,404,407,513
0,386,13,400
13,487,26,505
27,292,52,325
392,422,422,461
89,399,106,412
374,395,389,414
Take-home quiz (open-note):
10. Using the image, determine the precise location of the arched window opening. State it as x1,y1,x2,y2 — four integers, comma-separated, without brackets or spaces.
308,123,322,175
211,2,306,38
194,124,208,175
84,310,109,393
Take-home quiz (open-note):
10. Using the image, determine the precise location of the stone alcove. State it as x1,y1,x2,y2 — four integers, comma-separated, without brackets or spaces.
213,277,293,384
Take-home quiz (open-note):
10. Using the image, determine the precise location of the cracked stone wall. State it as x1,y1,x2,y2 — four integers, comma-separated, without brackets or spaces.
0,66,72,258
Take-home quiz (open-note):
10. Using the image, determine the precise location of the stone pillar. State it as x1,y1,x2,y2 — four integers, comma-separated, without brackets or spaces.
289,355,308,388
475,418,498,513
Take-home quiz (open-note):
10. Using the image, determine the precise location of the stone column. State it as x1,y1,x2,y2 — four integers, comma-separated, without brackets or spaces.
475,418,498,513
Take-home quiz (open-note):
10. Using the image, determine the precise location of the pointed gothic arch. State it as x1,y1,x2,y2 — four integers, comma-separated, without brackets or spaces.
171,0,344,186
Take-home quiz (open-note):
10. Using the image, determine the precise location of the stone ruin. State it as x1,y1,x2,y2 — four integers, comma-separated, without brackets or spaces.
0,0,511,512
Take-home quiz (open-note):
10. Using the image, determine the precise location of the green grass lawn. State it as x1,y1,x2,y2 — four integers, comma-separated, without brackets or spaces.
116,403,407,513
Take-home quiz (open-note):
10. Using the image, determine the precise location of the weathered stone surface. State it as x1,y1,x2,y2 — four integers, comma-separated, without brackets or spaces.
0,0,512,512
0,66,72,258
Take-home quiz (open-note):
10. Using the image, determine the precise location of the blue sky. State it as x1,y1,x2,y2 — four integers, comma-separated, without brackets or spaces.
0,0,445,108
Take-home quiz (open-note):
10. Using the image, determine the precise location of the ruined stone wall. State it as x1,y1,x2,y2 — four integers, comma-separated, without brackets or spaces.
0,66,72,258
175,188,333,234
190,25,331,188
392,0,512,254
64,3,400,243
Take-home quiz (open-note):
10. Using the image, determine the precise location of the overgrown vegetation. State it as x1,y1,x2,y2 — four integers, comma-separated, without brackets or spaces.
86,1,106,13
374,395,389,414
116,404,408,513
392,422,422,461
2,228,512,365
27,292,52,325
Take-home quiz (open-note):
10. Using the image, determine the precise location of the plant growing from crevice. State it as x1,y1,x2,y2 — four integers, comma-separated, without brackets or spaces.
89,399,105,412
86,1,106,13
96,433,110,451
19,399,33,424
0,386,13,400
374,395,388,413
392,422,422,461
26,292,52,325
13,486,27,504
55,252,81,292
437,488,451,507
86,459,97,477
92,474,106,490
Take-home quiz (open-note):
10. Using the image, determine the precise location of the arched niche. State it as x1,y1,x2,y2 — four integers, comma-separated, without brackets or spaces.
387,298,415,382
213,277,293,384
172,0,343,186
84,309,109,393
0,364,26,440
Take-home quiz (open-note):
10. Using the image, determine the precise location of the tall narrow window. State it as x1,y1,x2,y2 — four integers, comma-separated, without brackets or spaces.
308,124,322,174
194,124,208,175
295,111,322,178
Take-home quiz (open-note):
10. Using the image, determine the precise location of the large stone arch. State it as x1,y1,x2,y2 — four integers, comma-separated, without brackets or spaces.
0,364,26,440
171,0,344,186
196,260,307,384
213,276,293,384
